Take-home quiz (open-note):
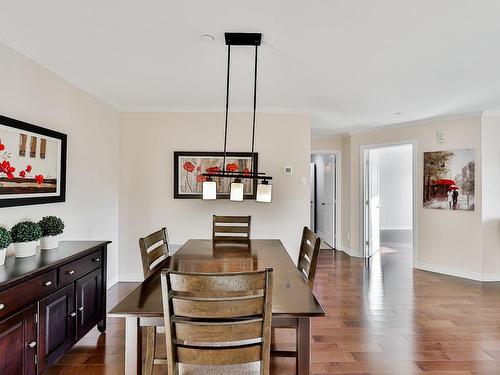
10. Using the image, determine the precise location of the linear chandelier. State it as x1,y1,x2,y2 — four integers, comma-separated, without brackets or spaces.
202,32,272,202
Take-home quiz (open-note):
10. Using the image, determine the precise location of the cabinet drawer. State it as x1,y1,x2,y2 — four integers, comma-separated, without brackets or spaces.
59,250,102,285
0,270,57,320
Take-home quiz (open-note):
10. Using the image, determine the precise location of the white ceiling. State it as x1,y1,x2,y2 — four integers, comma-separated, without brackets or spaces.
1,1,500,135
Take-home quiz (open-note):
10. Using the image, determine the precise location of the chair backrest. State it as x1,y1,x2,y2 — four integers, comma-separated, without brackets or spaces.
139,227,170,278
297,226,321,289
161,268,273,375
212,215,251,242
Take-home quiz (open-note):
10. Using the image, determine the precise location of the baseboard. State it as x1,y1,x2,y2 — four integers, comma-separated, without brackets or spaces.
416,262,500,282
381,241,412,249
107,276,119,289
337,246,362,258
118,274,144,282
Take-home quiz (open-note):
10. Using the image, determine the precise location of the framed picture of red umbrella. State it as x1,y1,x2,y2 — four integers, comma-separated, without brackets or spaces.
174,151,258,199
423,149,475,211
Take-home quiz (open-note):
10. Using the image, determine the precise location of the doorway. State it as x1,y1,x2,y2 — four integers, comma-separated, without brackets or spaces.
311,152,339,249
362,142,416,264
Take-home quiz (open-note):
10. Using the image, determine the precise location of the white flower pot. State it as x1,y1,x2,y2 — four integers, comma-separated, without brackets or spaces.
41,235,60,250
0,248,6,265
14,241,38,258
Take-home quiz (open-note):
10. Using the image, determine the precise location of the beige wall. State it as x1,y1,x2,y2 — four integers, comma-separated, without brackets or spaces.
0,42,120,285
119,112,311,280
341,115,484,278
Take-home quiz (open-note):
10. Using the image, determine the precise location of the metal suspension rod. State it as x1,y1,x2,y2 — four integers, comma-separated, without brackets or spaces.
222,44,231,170
251,45,258,175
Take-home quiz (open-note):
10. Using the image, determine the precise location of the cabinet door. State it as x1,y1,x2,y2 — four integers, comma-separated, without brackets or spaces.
0,305,36,375
38,284,76,373
76,268,102,340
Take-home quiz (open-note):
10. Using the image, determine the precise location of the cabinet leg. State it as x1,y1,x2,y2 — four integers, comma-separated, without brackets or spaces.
98,318,106,333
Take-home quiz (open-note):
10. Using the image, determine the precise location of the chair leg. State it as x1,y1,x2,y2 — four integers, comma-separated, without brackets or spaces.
144,326,156,375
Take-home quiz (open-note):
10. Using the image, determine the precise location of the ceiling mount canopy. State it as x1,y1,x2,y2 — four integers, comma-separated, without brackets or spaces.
202,32,272,202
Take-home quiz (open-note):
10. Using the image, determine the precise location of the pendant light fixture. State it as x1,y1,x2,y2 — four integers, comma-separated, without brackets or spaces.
202,32,272,202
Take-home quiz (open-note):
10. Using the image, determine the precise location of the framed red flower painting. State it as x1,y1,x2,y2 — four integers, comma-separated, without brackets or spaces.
174,151,258,199
0,114,67,207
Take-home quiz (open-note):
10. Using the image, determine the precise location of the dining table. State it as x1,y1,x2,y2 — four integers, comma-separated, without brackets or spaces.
109,239,325,375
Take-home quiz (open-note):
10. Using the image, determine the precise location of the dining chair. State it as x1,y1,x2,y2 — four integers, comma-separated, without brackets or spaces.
271,226,321,365
139,227,171,375
161,268,274,375
212,215,251,242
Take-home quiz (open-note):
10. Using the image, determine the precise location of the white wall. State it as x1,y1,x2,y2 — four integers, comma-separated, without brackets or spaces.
375,145,413,231
481,113,500,278
119,112,311,280
0,42,120,285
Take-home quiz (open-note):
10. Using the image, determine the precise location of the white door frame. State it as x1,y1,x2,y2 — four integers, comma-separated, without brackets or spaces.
360,140,418,265
311,149,342,250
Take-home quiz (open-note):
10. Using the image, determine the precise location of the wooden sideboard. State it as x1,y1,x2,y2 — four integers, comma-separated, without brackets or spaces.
0,241,110,375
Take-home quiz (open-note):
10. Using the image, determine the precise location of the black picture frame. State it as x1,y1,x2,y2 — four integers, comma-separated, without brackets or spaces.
0,114,67,208
174,151,258,199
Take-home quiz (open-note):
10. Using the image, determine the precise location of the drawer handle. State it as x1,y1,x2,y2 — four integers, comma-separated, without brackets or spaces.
0,303,4,310
43,281,52,286
78,307,84,312
70,312,76,317
66,270,75,275
93,258,100,262
29,341,37,348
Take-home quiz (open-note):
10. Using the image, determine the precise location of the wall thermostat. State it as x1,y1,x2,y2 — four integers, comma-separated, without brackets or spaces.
284,166,293,175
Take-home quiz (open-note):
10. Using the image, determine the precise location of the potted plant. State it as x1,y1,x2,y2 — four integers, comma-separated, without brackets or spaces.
39,216,65,250
11,221,42,258
0,227,11,265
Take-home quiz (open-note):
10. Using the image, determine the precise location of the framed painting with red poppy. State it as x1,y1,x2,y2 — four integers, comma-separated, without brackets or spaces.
174,151,258,199
0,114,67,207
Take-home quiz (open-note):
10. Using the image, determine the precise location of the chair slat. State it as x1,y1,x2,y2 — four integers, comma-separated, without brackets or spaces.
297,255,311,275
213,215,251,242
177,345,262,365
214,216,251,223
174,319,263,343
172,297,264,318
143,229,167,250
169,272,266,294
147,243,168,265
214,225,250,233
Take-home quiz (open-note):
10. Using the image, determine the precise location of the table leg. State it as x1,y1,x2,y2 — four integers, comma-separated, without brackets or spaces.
296,317,311,375
125,317,142,375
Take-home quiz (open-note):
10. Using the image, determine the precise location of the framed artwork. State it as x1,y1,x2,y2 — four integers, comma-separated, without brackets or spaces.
423,149,475,211
0,115,67,208
174,151,258,199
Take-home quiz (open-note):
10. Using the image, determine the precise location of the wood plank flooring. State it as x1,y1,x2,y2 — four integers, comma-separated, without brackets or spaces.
46,247,500,374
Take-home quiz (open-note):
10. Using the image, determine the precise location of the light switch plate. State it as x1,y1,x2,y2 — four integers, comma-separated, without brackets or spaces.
284,166,293,175
300,176,307,186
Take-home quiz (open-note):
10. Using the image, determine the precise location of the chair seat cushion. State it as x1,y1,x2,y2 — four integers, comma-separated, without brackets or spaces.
178,362,261,375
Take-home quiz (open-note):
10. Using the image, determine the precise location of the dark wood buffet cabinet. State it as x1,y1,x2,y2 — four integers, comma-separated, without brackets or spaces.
0,241,109,374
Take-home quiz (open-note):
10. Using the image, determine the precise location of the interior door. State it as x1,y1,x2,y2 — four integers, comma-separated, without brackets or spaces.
38,284,76,373
366,149,381,257
323,154,335,247
76,268,102,340
0,305,36,375
310,163,316,231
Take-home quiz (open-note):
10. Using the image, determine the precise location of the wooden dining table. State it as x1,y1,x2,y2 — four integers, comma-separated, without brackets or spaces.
109,239,325,375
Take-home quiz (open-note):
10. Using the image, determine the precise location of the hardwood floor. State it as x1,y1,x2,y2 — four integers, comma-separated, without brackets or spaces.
46,247,500,374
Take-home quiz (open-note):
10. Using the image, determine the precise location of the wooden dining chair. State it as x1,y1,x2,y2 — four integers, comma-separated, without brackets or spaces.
139,227,171,375
161,268,274,375
271,227,321,367
212,215,251,242
297,226,322,289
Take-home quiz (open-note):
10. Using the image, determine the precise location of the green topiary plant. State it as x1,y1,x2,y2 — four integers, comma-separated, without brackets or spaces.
0,227,11,249
11,221,42,243
39,216,65,237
